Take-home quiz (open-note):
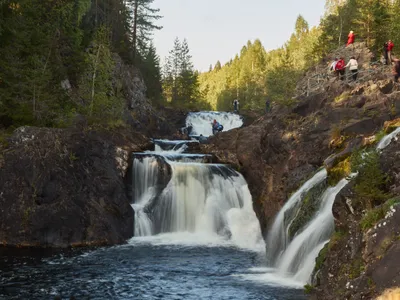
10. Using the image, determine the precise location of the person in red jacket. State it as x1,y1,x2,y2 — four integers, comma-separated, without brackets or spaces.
335,57,346,80
388,40,395,64
347,31,355,46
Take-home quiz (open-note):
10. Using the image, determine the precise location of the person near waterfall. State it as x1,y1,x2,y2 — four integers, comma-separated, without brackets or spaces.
233,99,239,113
212,119,223,135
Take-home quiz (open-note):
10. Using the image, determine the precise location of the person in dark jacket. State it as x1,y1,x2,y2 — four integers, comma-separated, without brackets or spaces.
233,99,239,113
265,98,271,113
384,42,389,65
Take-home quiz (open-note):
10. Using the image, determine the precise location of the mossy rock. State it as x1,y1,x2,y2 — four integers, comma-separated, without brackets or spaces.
327,157,351,186
288,179,328,240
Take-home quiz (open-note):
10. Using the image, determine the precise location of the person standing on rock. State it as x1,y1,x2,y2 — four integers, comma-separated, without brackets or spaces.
345,56,359,81
265,98,271,114
347,31,355,47
387,40,395,64
383,42,389,65
335,57,346,80
233,99,239,113
393,58,400,82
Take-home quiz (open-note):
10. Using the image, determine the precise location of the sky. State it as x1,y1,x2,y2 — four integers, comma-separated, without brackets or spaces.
152,0,326,72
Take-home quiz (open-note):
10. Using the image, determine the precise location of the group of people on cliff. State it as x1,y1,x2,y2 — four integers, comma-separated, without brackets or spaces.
331,31,400,83
329,56,359,81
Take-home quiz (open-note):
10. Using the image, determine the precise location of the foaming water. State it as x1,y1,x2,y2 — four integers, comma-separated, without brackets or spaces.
186,111,243,136
133,159,264,251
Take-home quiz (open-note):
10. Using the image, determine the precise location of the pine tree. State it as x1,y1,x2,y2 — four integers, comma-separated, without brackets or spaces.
141,42,162,103
214,61,222,71
125,0,162,63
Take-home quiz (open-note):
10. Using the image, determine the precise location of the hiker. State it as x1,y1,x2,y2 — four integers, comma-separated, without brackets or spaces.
335,57,346,80
233,99,239,113
383,42,389,65
265,98,271,113
345,56,359,81
347,31,355,46
388,40,395,64
199,134,208,144
212,119,223,135
329,58,338,72
393,58,400,82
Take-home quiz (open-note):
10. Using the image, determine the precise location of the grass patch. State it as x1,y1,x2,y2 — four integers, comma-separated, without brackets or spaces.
360,197,400,231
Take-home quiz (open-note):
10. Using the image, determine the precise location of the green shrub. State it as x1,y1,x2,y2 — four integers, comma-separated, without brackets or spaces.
351,150,390,208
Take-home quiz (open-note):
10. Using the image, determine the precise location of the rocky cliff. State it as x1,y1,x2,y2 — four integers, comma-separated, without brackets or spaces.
0,126,150,248
203,43,400,298
0,55,177,248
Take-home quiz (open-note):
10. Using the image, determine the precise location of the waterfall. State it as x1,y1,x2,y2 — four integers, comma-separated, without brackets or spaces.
266,126,400,284
275,177,352,282
186,111,243,137
132,132,264,250
266,169,327,263
377,127,400,150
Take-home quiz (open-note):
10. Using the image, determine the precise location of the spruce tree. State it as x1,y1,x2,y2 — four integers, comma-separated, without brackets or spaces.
125,0,162,63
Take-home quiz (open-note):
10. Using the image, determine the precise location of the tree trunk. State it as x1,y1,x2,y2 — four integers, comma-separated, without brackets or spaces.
132,0,139,63
90,45,102,116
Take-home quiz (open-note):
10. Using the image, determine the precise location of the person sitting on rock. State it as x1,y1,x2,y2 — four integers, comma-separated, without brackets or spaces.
345,56,359,81
347,31,355,47
212,119,223,135
393,58,400,82
335,57,346,80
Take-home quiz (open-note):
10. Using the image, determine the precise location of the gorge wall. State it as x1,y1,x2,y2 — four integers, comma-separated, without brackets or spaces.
203,43,400,298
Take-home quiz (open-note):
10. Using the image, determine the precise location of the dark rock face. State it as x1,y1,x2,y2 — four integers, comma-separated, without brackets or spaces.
312,139,400,300
0,126,149,248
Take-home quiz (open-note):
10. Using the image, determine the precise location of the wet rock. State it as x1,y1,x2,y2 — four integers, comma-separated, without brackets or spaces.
0,126,148,248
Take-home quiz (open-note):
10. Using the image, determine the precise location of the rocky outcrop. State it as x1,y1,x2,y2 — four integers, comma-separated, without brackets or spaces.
0,126,150,248
312,138,400,300
203,44,400,236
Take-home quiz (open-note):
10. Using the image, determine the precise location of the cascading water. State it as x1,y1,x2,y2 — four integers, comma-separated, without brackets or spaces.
186,111,243,137
132,128,264,250
266,169,327,264
377,127,400,150
275,177,353,282
266,126,400,284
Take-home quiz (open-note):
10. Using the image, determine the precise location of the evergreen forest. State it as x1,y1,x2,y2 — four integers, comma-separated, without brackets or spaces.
1,0,400,129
